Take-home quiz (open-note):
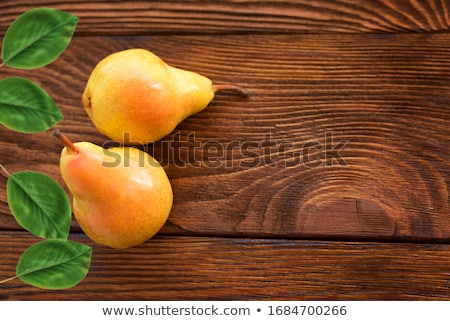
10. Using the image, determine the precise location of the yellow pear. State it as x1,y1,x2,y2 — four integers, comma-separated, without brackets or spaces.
54,130,173,249
82,48,246,144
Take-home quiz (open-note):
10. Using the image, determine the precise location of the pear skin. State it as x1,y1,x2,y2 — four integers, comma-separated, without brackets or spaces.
55,131,173,249
82,48,246,144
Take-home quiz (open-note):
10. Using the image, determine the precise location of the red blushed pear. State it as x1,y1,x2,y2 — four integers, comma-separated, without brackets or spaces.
53,130,173,249
82,48,247,144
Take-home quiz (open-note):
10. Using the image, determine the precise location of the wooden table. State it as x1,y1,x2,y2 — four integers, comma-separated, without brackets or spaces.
1,0,449,300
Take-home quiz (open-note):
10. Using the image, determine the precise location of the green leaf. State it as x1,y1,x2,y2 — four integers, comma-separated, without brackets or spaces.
0,77,63,133
1,7,79,69
17,239,92,290
7,171,71,239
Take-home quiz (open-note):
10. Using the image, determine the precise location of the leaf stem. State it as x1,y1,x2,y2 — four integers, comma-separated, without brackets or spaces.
0,275,18,285
0,163,11,177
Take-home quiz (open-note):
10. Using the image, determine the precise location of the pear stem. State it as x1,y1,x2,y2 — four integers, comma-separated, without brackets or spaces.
0,163,11,177
53,130,79,154
213,84,249,98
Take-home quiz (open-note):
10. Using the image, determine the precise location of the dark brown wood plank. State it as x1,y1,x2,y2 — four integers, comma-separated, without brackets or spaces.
1,33,449,241
1,232,449,300
1,0,450,35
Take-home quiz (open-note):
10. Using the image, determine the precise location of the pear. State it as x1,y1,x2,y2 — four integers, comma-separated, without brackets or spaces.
54,130,173,249
82,48,247,144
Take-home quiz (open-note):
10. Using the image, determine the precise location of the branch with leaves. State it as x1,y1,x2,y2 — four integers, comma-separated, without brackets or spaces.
0,8,92,289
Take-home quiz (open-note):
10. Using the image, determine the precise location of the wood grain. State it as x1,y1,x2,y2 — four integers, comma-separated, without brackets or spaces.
1,33,449,241
1,0,450,35
0,1,449,302
1,232,449,300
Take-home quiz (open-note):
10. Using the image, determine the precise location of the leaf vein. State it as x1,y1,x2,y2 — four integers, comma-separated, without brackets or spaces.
0,101,61,116
17,247,91,278
10,176,66,237
4,18,77,64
